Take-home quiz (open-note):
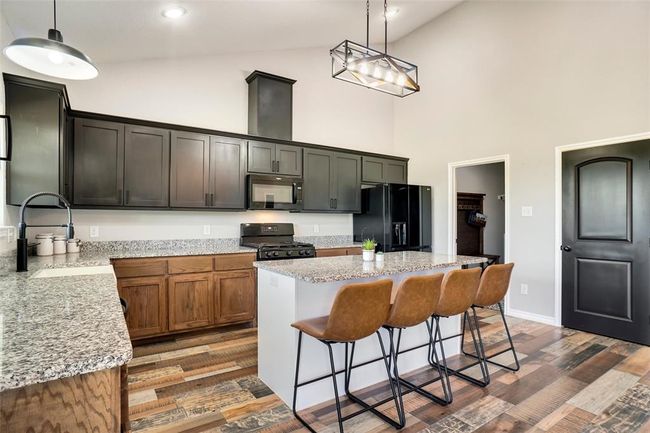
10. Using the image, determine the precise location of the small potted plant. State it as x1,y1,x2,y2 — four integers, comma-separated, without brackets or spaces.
361,239,376,262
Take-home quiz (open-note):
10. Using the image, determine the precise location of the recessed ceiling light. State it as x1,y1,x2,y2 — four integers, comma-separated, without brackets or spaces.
162,6,186,19
385,6,400,20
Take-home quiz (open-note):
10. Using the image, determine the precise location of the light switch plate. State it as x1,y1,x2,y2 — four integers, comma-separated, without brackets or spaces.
89,226,99,238
521,206,533,217
313,224,320,233
520,283,529,295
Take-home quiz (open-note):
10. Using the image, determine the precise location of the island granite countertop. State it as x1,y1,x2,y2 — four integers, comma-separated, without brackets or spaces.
253,251,487,283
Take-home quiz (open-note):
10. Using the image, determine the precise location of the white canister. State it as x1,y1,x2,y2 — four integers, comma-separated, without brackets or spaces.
53,236,67,255
36,234,54,256
67,238,81,253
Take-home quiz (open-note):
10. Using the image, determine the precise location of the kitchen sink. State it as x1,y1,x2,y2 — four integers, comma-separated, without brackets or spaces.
30,265,114,279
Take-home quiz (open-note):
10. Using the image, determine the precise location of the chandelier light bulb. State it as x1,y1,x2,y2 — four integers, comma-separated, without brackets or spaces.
385,70,394,83
359,62,369,75
372,65,383,79
396,73,407,86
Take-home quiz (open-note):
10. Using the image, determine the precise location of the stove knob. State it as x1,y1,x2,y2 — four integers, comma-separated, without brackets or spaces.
299,250,305,256
265,251,272,257
287,251,293,256
272,251,279,257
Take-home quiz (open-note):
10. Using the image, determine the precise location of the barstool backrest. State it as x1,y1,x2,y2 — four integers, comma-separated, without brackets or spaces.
324,279,393,342
435,268,481,317
385,274,444,328
474,263,515,307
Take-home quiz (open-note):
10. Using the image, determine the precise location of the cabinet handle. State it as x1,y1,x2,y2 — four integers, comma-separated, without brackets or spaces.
210,193,214,207
329,198,334,209
118,189,123,203
275,160,279,173
333,198,337,209
125,190,130,204
205,193,209,206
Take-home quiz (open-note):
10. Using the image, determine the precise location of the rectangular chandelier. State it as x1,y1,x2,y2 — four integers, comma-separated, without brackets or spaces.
330,39,420,98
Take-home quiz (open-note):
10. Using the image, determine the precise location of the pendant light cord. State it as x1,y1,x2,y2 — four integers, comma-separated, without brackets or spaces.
53,0,57,30
384,0,388,53
366,0,369,49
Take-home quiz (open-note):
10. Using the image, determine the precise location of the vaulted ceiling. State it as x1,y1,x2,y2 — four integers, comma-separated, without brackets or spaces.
1,0,462,63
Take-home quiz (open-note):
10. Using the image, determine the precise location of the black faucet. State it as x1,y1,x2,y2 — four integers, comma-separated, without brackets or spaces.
17,192,74,272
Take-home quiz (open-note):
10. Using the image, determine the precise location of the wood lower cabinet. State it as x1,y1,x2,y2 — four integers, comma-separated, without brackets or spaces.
316,247,362,257
214,270,255,324
114,253,257,340
117,276,167,339
168,273,213,331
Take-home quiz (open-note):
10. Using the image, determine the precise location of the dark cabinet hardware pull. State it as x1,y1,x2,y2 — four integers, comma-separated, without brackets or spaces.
205,193,209,206
125,190,130,204
118,189,123,203
561,245,572,252
210,193,214,207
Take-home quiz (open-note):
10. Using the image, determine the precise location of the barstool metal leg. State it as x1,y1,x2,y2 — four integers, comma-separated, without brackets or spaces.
461,304,520,372
327,342,345,433
292,331,317,433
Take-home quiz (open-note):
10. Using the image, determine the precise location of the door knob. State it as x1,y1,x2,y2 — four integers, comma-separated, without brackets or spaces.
561,245,572,252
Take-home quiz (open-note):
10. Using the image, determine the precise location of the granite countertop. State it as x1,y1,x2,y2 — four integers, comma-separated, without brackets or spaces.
0,235,356,391
254,251,487,283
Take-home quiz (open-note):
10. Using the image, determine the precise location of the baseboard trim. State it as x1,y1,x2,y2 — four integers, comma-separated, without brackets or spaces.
506,308,558,326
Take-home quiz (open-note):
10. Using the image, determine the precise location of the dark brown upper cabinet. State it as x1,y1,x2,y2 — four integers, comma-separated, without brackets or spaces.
247,140,302,176
124,125,170,207
73,118,125,206
303,149,360,212
362,156,407,184
4,75,70,206
208,136,246,209
170,131,210,208
170,132,246,209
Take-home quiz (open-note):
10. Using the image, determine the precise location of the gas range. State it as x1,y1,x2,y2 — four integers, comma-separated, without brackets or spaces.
240,223,316,261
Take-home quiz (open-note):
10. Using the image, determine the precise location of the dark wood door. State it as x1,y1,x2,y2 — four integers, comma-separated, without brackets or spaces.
73,118,125,206
276,144,302,176
209,136,246,209
168,273,213,331
303,149,334,211
124,125,170,207
214,270,255,324
247,140,275,174
562,140,650,345
333,152,361,212
117,276,167,339
170,131,210,208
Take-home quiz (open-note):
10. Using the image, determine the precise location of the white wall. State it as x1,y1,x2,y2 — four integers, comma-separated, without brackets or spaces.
393,0,650,318
0,20,397,241
456,162,504,261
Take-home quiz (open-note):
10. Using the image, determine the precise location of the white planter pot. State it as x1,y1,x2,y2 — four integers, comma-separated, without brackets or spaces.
362,250,375,262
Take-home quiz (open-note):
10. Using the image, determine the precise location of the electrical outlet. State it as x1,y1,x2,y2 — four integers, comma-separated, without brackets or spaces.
7,227,14,244
313,224,320,233
203,225,211,235
520,283,529,295
521,206,533,217
89,226,99,238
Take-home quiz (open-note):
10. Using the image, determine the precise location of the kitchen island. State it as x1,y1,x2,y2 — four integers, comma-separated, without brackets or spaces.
254,251,486,410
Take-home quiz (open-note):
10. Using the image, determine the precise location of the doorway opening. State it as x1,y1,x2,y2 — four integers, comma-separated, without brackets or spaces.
448,155,510,308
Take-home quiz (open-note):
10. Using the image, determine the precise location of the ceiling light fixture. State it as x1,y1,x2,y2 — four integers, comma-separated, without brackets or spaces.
2,0,98,80
330,0,419,97
162,6,187,19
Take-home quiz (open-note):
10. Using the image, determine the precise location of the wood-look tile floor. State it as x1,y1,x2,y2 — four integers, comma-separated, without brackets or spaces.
128,311,650,433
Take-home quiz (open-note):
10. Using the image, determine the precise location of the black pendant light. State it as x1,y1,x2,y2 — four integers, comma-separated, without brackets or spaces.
3,0,98,80
330,0,419,97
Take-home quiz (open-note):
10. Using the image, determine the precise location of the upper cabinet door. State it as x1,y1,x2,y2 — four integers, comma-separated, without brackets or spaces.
170,131,210,208
209,136,246,209
73,118,125,206
276,144,302,176
333,153,361,212
362,156,407,184
303,149,334,211
124,125,170,207
247,140,275,174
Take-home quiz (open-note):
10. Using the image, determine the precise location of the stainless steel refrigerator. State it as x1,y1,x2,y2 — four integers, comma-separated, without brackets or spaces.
353,184,432,252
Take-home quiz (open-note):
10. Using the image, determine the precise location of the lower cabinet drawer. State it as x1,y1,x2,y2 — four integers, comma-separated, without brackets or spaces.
346,247,362,255
168,256,213,274
214,253,256,271
315,248,348,257
113,259,167,279
168,273,213,331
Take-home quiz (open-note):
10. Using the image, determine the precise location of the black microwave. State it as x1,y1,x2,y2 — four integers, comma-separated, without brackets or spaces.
247,175,303,211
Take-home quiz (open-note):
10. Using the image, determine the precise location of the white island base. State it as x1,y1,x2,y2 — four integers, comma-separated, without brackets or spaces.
257,265,464,411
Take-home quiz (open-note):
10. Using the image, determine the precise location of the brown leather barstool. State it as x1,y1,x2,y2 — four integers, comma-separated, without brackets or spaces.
291,279,403,433
381,274,450,410
429,267,487,401
461,263,519,371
